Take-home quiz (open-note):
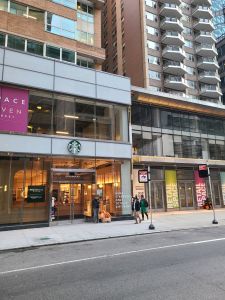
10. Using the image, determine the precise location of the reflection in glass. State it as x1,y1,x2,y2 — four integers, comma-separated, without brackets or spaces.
7,35,25,51
96,103,113,140
75,99,95,139
28,92,53,134
27,40,43,56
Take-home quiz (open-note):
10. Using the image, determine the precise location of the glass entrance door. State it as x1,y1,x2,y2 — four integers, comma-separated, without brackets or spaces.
151,181,165,210
51,169,96,223
178,182,194,209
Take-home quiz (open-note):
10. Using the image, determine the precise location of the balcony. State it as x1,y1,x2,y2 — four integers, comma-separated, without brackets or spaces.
160,3,182,18
162,46,186,61
163,61,187,75
192,6,213,19
196,44,217,57
200,85,222,98
198,71,221,84
161,31,185,46
160,17,183,32
193,19,214,31
160,0,181,5
167,90,186,97
197,58,219,71
191,0,212,6
195,31,216,44
164,76,188,91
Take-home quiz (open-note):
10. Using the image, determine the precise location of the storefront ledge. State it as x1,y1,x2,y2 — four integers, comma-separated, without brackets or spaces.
0,222,49,232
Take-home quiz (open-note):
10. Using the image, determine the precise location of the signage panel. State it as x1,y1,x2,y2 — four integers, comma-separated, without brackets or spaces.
165,170,179,209
194,170,207,207
138,170,148,183
27,186,46,203
0,86,29,133
220,172,225,205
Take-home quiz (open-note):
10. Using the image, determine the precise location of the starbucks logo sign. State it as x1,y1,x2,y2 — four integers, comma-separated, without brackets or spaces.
67,140,81,155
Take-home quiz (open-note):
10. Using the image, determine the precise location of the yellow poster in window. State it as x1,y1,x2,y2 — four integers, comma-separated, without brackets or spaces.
165,170,179,209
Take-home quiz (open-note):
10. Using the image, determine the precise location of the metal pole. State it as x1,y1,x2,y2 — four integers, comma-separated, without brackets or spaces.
207,165,218,224
148,165,155,230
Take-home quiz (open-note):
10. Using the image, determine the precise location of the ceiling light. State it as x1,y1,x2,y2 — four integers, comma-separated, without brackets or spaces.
56,131,69,135
64,115,79,119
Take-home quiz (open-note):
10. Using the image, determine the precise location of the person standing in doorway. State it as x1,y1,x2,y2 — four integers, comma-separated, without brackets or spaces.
92,196,100,223
134,197,141,224
140,194,149,221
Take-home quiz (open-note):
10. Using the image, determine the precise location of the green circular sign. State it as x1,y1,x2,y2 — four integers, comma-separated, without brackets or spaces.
67,140,81,155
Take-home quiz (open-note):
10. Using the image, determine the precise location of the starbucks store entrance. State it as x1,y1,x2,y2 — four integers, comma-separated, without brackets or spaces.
51,169,96,222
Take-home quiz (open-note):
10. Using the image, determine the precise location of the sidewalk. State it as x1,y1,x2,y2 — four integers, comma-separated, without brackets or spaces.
1,209,225,251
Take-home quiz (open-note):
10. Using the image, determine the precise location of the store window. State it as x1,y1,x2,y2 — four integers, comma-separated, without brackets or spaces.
0,156,49,228
53,95,75,137
28,92,53,135
27,39,44,56
75,99,95,139
96,103,113,140
7,35,25,51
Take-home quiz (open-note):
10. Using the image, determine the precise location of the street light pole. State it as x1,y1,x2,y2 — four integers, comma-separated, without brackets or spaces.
148,165,155,230
207,164,218,224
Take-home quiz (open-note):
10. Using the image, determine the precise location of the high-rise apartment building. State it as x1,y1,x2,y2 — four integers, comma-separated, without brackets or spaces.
103,0,225,212
102,0,222,102
0,0,132,230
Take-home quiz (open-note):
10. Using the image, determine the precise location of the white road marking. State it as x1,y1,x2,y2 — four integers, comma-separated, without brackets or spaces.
1,237,225,275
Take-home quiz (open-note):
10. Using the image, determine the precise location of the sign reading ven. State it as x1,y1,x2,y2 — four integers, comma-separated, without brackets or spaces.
0,86,29,133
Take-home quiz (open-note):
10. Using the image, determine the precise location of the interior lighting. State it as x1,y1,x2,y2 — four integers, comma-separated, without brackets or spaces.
64,115,79,119
37,106,42,110
56,131,69,135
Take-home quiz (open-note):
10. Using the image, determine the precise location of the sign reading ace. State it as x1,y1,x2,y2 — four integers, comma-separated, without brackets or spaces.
0,86,29,133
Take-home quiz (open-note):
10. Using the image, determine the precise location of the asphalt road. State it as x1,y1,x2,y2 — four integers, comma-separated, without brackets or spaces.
1,226,225,300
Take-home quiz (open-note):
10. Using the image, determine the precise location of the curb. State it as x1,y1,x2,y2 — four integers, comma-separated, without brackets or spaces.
0,224,223,254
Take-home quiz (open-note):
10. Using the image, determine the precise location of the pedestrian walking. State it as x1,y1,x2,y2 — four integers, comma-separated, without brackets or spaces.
92,196,100,223
140,194,149,221
131,196,135,216
134,197,141,224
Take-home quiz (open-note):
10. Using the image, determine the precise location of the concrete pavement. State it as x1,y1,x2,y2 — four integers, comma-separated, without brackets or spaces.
1,209,225,251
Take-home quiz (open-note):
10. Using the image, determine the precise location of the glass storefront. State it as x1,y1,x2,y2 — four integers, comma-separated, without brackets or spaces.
28,90,129,142
133,166,225,212
132,102,225,160
0,155,131,229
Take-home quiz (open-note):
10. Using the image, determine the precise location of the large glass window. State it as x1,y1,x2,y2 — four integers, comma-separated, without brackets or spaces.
77,1,94,45
46,13,76,39
28,92,53,135
7,35,25,51
75,99,95,139
27,91,129,142
96,103,113,140
52,0,77,9
53,95,75,137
